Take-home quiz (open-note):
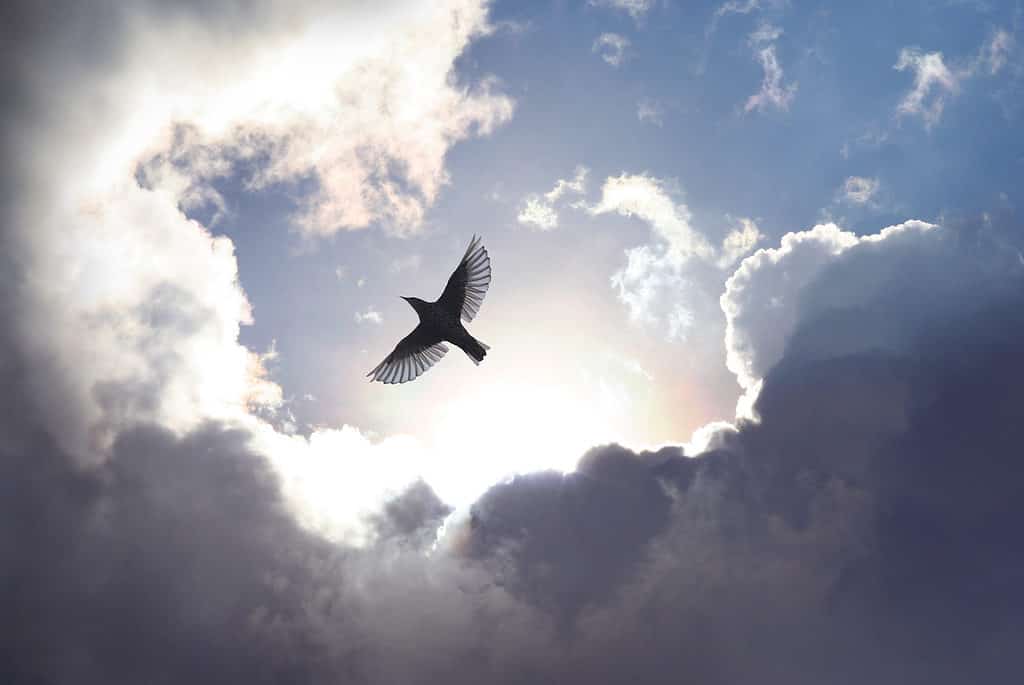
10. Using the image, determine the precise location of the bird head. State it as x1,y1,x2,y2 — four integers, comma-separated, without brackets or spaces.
401,296,425,312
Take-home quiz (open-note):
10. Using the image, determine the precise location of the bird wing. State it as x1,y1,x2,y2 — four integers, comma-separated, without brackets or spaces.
367,324,450,384
437,234,491,323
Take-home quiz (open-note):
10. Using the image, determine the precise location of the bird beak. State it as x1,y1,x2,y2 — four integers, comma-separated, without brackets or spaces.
400,296,410,301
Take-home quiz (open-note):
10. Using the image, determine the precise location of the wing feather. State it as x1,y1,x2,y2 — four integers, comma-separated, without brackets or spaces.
437,235,492,323
368,324,450,385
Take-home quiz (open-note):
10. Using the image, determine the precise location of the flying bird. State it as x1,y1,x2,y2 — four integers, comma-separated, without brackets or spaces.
368,235,491,384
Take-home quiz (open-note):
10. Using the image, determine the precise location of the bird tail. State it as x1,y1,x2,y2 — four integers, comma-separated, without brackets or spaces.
463,336,489,366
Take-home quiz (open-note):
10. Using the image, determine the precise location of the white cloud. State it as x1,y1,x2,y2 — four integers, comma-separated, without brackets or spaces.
745,26,797,112
895,29,1013,127
5,0,514,541
637,98,665,126
593,33,631,67
355,308,384,325
517,166,589,230
839,176,880,205
545,166,589,202
517,198,560,230
130,2,515,238
894,48,959,127
589,0,654,22
718,217,763,268
592,175,760,340
591,174,715,263
720,220,937,415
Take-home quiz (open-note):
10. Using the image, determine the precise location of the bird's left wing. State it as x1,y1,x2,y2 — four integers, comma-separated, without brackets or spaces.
367,323,450,384
437,234,491,323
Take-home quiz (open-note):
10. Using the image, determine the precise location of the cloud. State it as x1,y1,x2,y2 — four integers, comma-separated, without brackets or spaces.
1,0,512,463
5,202,1024,682
517,197,560,230
745,25,797,113
7,2,1024,681
717,217,764,267
591,174,715,263
354,308,384,325
591,175,760,339
895,29,1013,127
636,98,665,126
839,176,880,204
894,48,961,127
589,0,655,22
721,219,950,412
593,33,631,67
517,166,588,230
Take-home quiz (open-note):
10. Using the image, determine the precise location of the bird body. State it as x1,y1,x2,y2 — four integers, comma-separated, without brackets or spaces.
368,235,492,384
401,296,489,365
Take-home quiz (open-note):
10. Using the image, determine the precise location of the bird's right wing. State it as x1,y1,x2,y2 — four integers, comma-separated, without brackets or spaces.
367,324,450,384
437,234,491,323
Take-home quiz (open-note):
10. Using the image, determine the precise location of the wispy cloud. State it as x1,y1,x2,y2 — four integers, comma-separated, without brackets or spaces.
717,217,764,268
593,33,631,67
590,174,761,339
744,24,797,113
895,29,1013,128
589,0,654,23
637,98,665,126
354,308,383,325
839,176,880,205
517,166,589,230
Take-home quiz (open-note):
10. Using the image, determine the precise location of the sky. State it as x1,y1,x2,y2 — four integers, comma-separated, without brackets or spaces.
2,0,1024,682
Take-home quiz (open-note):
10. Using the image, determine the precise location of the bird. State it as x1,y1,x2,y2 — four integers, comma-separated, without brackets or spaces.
367,235,491,384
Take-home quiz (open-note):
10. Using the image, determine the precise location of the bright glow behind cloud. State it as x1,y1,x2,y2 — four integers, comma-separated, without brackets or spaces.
6,0,514,538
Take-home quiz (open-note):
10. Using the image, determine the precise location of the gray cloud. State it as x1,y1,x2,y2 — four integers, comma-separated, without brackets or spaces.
5,2,1024,682
4,214,1024,683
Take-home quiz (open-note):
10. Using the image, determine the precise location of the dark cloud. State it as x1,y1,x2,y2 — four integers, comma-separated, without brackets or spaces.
3,219,1024,682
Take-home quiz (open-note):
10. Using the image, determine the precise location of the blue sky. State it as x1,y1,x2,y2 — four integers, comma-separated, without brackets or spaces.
205,0,1022,455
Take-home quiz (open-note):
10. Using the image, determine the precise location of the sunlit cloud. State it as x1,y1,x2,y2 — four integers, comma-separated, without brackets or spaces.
517,166,589,230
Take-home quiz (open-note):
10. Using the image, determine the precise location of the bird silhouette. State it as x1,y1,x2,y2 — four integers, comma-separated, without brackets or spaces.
368,235,491,384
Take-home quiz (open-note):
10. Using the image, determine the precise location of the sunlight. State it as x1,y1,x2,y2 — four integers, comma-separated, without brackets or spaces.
422,380,628,506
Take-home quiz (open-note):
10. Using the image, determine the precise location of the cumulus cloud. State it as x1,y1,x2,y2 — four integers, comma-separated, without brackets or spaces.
517,166,588,230
7,2,1024,682
5,204,1024,681
0,0,517,537
745,25,797,113
839,175,880,204
721,220,941,413
895,29,1013,127
593,33,631,67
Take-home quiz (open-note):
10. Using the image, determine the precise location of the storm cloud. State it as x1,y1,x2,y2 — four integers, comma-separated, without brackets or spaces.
4,1,1024,683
